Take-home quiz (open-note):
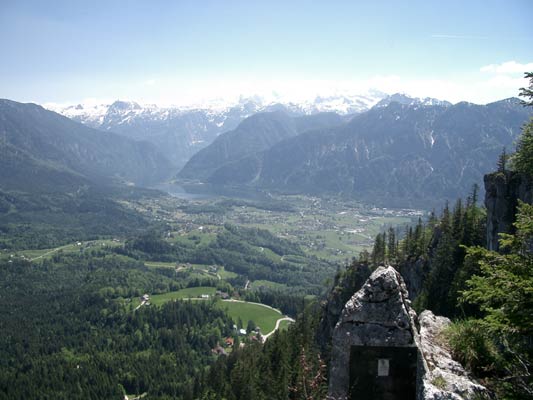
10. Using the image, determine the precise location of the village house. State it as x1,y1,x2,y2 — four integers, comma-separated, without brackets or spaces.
211,344,227,356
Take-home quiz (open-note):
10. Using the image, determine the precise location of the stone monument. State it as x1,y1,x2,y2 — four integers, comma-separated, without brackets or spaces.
327,266,487,400
328,266,420,399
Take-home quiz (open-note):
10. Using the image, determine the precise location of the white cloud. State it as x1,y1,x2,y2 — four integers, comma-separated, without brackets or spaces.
486,75,527,89
42,61,531,108
480,61,533,74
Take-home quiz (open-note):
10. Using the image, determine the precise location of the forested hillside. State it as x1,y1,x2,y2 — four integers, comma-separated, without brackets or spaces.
180,97,529,207
0,99,173,190
178,111,343,181
0,253,233,399
199,78,533,400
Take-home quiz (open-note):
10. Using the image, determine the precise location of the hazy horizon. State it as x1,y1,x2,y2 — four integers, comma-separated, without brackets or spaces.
1,0,532,106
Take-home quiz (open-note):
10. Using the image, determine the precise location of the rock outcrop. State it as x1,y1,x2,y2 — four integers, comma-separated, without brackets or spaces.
485,171,533,251
328,266,419,399
398,257,429,301
327,266,487,400
317,262,372,356
418,311,488,400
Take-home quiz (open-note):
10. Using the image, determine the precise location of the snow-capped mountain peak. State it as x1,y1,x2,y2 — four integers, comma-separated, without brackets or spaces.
43,90,388,169
374,93,452,108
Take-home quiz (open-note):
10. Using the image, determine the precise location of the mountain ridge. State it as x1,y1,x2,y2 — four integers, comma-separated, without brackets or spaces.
177,96,530,207
0,99,173,192
44,91,388,168
177,111,345,182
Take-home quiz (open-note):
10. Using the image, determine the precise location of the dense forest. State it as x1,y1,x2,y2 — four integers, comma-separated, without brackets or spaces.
0,252,234,400
118,223,335,294
195,77,533,399
0,77,531,399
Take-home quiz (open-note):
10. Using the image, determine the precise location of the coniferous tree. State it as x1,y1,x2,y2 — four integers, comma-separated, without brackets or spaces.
513,119,533,176
513,73,533,175
497,146,508,173
518,71,533,106
387,226,397,262
372,233,384,266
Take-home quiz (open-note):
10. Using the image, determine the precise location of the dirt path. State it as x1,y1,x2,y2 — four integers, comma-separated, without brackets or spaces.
262,317,295,341
30,244,74,261
134,300,147,311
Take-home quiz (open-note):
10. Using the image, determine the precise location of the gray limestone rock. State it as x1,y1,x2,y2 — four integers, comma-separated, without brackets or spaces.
418,311,488,400
327,266,419,399
327,266,488,400
485,171,533,251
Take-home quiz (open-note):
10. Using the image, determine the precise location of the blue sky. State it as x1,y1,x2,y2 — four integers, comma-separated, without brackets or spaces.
1,0,532,105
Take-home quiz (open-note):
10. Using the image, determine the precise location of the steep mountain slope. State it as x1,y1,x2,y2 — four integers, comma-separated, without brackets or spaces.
0,99,173,191
198,97,530,206
47,92,386,168
177,111,344,181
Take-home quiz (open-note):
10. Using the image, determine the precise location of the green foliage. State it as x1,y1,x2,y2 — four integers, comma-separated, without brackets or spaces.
456,201,533,398
513,72,533,176
371,232,386,265
463,201,533,335
216,301,282,334
513,118,533,177
431,375,447,390
372,185,486,317
518,72,533,107
0,189,153,250
199,301,326,400
497,146,508,173
444,319,501,376
120,224,335,293
0,252,233,399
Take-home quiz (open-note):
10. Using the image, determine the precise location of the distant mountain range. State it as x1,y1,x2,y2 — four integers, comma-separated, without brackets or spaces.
0,99,173,192
178,111,344,181
177,96,531,207
6,93,530,208
45,91,388,168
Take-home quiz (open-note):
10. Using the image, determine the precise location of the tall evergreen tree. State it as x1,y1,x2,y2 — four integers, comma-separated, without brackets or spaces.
387,226,397,262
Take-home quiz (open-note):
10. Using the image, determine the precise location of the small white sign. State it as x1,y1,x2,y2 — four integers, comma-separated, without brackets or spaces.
377,359,390,376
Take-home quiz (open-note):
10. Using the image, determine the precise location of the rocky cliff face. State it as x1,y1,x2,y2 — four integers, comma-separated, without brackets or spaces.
398,257,429,301
418,311,487,400
485,171,533,251
317,262,372,357
327,266,487,400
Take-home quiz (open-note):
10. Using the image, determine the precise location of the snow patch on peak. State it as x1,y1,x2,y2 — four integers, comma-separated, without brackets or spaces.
374,93,452,109
44,89,389,130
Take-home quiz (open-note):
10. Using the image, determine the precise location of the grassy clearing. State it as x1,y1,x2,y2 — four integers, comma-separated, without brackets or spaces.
170,231,217,247
150,287,217,306
278,319,293,331
217,266,238,279
145,261,176,268
259,247,282,262
10,239,126,262
216,301,281,333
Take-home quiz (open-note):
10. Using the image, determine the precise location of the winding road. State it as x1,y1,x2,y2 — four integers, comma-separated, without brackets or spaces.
262,317,295,341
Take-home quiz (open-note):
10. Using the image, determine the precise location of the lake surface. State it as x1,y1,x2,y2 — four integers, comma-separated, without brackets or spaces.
150,183,215,200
